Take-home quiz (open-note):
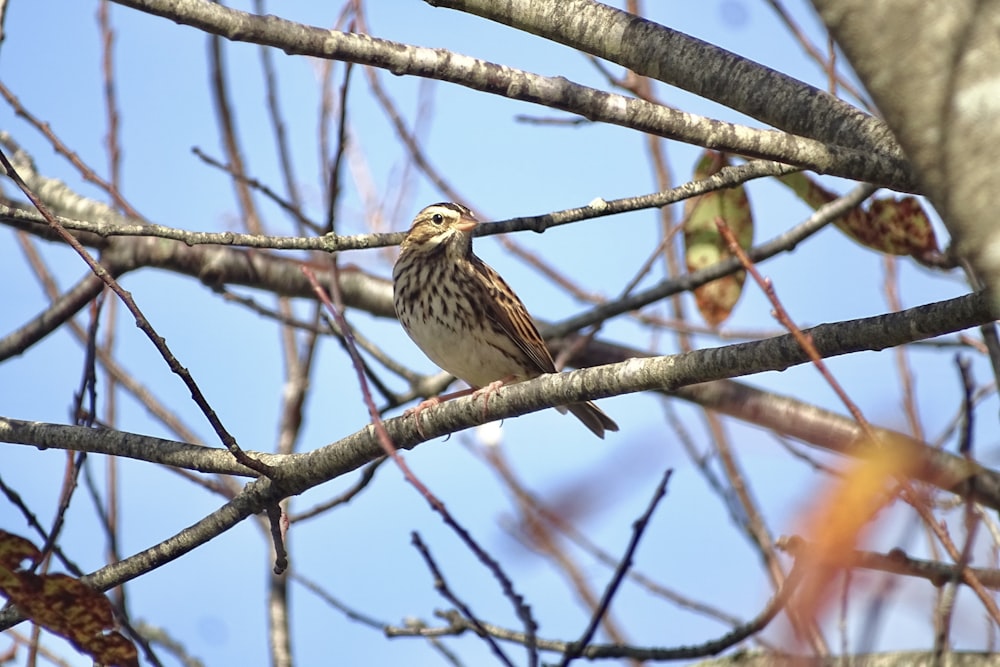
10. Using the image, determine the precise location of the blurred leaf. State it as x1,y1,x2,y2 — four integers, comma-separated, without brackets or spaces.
684,151,754,326
0,529,40,572
790,443,917,628
778,173,940,257
0,530,139,667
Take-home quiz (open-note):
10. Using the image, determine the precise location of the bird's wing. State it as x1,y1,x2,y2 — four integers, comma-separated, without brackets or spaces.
471,257,557,374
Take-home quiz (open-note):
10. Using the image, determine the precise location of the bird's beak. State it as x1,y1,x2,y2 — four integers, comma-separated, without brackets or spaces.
455,216,479,233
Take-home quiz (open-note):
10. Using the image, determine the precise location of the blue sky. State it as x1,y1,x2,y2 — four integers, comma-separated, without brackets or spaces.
1,1,996,665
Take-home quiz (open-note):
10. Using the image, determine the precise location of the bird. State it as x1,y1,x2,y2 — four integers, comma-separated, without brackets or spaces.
392,202,619,439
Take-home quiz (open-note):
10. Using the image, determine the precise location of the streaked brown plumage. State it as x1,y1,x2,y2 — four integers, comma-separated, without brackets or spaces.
392,202,618,439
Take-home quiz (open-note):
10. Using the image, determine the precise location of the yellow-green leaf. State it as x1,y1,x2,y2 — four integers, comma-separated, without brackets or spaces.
684,151,754,326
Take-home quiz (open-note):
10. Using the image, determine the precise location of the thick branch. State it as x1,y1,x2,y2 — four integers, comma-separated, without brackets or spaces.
812,1,1000,295
0,419,283,475
0,239,396,362
4,291,999,502
429,0,903,159
107,0,914,189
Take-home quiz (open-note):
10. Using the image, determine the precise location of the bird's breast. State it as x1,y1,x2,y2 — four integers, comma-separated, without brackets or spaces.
393,255,533,387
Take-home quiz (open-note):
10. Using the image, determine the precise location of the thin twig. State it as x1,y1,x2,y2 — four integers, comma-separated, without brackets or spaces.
254,0,302,218
0,148,275,477
289,458,385,522
302,266,540,664
957,356,976,457
550,182,876,337
883,256,926,441
410,532,515,667
0,149,797,254
934,357,982,662
718,217,1000,627
209,33,262,235
324,60,353,233
762,0,869,106
477,439,739,643
32,452,86,575
291,571,385,630
387,561,807,660
190,147,320,233
558,469,673,666
0,81,141,217
0,475,85,577
265,503,289,575
718,217,873,433
779,536,1000,589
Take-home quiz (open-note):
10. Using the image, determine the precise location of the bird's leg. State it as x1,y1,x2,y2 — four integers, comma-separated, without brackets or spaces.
404,386,477,437
404,377,517,435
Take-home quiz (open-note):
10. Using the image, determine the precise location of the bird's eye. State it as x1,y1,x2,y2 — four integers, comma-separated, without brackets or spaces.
431,213,444,225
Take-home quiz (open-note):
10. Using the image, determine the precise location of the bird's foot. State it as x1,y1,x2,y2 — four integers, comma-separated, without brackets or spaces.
403,396,444,438
403,386,479,437
470,376,515,419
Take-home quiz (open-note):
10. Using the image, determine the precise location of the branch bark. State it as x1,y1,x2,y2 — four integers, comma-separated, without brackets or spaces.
428,0,902,158
812,0,1000,296
106,0,915,189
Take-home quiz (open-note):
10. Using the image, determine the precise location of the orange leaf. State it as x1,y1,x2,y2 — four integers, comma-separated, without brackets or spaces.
790,444,917,628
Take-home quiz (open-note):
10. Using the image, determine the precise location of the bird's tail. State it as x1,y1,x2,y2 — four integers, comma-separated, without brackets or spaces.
559,401,619,439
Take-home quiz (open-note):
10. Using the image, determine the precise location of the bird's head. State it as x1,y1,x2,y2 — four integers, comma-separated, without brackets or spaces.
400,202,479,256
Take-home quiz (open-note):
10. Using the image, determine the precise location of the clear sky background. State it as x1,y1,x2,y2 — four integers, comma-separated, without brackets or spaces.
1,1,996,666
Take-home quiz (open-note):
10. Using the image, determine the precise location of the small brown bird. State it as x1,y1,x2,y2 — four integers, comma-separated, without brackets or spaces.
392,202,618,438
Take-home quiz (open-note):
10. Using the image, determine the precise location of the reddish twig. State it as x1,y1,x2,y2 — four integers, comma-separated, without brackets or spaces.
717,217,1000,627
882,256,925,441
19,452,84,578
717,218,873,433
209,34,262,235
98,0,122,204
301,265,540,664
762,0,869,106
0,148,275,477
14,231,233,495
550,182,876,338
254,0,303,217
0,81,141,219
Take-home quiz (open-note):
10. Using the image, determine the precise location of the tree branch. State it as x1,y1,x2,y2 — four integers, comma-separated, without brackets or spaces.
812,1,1000,295
4,291,999,506
429,0,903,159
106,0,915,190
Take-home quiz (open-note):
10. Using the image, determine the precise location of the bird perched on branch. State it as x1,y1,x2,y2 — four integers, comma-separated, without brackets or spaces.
392,202,618,439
